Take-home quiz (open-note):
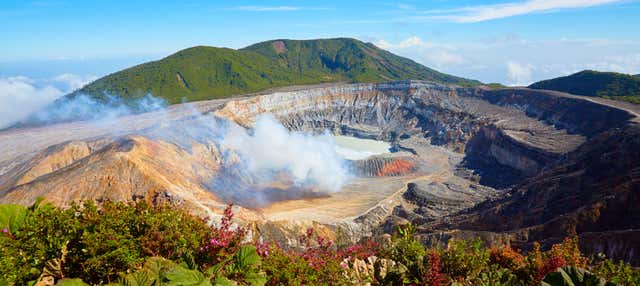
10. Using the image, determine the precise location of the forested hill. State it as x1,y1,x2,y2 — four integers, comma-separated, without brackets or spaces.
529,70,640,104
73,38,480,104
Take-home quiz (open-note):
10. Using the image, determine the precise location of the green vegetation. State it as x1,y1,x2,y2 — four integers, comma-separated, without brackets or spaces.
529,70,640,104
1,200,638,285
75,38,479,104
602,95,640,104
485,83,507,89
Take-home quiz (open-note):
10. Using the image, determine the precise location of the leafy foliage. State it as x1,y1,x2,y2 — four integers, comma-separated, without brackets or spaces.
260,228,353,285
592,259,640,285
0,204,27,234
542,266,616,286
603,95,640,104
1,201,639,286
118,257,211,286
441,238,490,282
74,38,480,104
529,70,640,104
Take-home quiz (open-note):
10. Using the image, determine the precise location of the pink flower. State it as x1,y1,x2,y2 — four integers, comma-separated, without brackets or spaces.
1,228,8,234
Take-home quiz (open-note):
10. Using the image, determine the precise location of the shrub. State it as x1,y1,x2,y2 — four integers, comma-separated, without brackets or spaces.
440,238,490,282
196,204,247,268
592,259,640,285
0,204,27,234
0,199,79,285
377,223,444,285
64,201,218,284
0,200,244,285
2,200,639,286
260,228,351,285
542,266,616,286
466,265,519,286
547,237,588,269
489,245,525,271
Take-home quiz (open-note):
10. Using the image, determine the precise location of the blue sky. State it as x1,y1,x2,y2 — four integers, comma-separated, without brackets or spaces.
0,0,639,102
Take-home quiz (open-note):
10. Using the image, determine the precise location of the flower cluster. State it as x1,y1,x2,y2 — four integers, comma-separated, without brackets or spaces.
256,241,271,259
198,204,246,266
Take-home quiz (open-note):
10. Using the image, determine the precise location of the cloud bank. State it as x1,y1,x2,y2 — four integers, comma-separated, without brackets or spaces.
506,61,535,86
375,37,467,68
0,74,96,129
373,36,640,85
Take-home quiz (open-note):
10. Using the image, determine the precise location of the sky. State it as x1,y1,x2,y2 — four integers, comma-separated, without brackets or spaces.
1,0,639,119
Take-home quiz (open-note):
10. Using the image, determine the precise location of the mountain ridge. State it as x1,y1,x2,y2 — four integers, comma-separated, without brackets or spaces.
72,38,480,105
529,70,640,104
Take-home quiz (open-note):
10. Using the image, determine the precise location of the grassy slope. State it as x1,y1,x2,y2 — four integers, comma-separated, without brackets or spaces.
76,38,479,104
529,70,640,104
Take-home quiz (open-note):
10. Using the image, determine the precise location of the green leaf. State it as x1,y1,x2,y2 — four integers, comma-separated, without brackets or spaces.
0,204,27,233
118,271,154,286
213,277,237,286
543,266,614,286
233,246,261,270
55,278,90,286
164,267,211,286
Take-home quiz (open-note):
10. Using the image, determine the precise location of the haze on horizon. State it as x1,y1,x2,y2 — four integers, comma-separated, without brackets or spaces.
1,0,639,119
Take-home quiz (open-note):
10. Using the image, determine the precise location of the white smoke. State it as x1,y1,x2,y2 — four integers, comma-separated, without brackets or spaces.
220,114,350,192
25,93,166,126
1,79,354,206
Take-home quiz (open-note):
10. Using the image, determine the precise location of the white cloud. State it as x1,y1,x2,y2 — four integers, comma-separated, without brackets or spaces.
371,35,640,85
506,61,535,86
53,73,98,91
374,36,467,68
0,77,63,128
0,74,96,129
375,36,436,49
418,0,624,23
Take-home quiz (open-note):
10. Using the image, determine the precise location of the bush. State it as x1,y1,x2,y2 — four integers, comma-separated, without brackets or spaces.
0,200,240,285
440,238,490,282
0,199,79,285
1,200,639,286
592,259,640,285
261,228,350,285
489,245,525,271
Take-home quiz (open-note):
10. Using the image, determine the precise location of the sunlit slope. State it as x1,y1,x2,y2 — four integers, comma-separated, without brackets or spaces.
530,70,640,104
75,38,479,104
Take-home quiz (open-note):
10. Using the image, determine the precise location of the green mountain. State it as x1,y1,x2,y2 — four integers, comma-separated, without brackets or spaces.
74,38,480,104
529,70,640,104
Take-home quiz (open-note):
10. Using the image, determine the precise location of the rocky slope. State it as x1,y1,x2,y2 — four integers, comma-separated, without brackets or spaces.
423,125,640,264
1,81,638,262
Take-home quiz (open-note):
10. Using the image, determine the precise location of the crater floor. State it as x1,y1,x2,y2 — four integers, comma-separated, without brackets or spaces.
1,81,637,244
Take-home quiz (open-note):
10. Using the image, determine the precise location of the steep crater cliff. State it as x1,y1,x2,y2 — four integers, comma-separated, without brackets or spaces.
0,81,636,257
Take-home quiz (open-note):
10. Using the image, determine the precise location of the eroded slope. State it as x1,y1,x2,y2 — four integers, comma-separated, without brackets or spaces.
0,81,636,250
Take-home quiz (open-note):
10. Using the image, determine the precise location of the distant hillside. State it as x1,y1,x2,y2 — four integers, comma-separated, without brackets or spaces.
529,70,640,104
75,38,480,104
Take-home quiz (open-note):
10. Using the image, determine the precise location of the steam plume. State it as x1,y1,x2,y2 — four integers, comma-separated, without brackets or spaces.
220,114,350,192
17,93,166,127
